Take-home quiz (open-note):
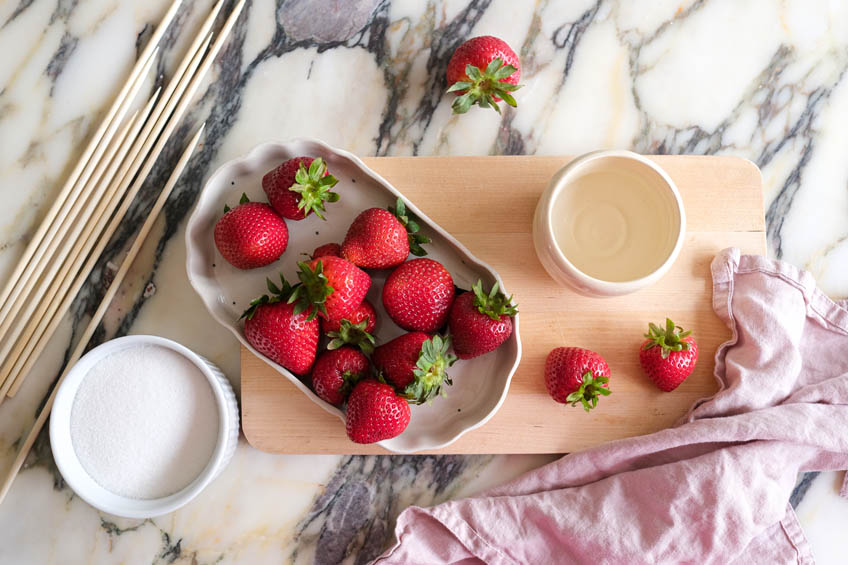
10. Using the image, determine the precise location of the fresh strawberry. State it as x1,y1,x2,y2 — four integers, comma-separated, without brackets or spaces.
213,193,288,269
544,347,611,412
311,347,370,406
449,280,517,359
262,156,339,220
289,256,370,321
323,300,377,355
382,258,454,332
639,318,698,392
345,380,411,444
372,332,456,404
341,198,430,269
312,242,341,259
446,35,522,114
242,276,319,375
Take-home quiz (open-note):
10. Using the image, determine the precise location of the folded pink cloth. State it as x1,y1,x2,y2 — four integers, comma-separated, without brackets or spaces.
375,249,848,564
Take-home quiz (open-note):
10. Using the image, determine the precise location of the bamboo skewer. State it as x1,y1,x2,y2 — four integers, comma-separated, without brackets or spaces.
0,124,206,505
0,51,158,339
0,0,182,320
2,0,246,398
0,94,159,392
0,34,213,399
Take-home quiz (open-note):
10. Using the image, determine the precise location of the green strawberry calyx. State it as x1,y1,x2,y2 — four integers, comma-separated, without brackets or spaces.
338,368,367,399
288,260,334,321
240,273,298,320
642,318,693,360
471,280,518,321
447,58,523,115
400,334,457,405
289,158,340,220
327,318,376,355
565,371,611,413
387,197,430,257
223,192,251,214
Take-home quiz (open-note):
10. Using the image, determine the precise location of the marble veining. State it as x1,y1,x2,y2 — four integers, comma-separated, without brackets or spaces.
0,0,846,563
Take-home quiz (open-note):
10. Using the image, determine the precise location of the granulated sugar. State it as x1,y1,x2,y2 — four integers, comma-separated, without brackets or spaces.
70,344,219,499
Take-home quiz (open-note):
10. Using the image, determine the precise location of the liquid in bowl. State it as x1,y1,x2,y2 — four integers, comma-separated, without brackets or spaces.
551,165,680,283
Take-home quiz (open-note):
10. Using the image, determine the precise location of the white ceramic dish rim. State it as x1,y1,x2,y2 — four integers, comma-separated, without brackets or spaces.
185,138,522,454
541,149,686,294
50,335,234,519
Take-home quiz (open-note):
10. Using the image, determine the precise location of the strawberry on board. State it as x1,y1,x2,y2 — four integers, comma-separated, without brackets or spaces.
241,275,319,376
213,193,289,269
341,198,430,269
639,318,699,392
372,332,457,404
345,380,411,444
544,347,611,412
312,242,341,259
446,35,523,114
311,346,370,407
262,156,339,220
449,280,517,359
289,256,370,322
323,299,378,355
382,258,455,333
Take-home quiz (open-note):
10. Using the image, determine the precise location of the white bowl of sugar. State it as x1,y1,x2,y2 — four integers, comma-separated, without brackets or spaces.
50,335,239,518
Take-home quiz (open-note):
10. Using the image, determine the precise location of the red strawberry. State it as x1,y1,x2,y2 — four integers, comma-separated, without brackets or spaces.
242,276,319,375
213,194,288,269
341,198,430,269
372,332,456,404
446,35,522,114
449,280,517,359
262,156,339,220
290,256,370,322
544,347,611,412
382,258,454,333
312,242,341,259
345,380,411,444
322,300,377,355
639,319,699,392
311,347,370,406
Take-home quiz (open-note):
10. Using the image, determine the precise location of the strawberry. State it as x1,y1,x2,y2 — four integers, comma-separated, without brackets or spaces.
262,156,339,220
372,332,456,404
544,347,611,412
213,193,288,269
639,318,698,392
382,258,454,332
341,198,430,269
345,380,411,444
312,242,341,259
241,276,319,375
289,256,370,321
311,347,370,406
449,280,517,359
323,300,377,355
446,35,523,114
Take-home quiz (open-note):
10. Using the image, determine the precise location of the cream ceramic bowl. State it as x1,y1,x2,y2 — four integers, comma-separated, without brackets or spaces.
533,150,685,296
50,335,239,519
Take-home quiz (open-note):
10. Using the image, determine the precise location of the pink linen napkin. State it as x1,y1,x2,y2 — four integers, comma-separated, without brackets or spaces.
374,249,848,564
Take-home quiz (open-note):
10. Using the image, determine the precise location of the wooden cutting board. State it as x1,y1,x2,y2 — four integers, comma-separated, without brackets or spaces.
241,155,766,454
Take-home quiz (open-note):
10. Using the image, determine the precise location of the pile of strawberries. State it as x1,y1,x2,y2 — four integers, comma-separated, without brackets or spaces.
214,156,518,444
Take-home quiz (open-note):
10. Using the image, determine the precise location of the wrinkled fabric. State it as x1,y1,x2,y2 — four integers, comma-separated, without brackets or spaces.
374,249,848,565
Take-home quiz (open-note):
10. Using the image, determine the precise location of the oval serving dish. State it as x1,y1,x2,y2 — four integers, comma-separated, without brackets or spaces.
185,138,521,453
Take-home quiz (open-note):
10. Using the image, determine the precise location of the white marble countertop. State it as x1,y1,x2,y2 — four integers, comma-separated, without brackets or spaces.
0,0,846,563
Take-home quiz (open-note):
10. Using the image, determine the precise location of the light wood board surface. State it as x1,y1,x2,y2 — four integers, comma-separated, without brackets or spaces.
241,155,766,454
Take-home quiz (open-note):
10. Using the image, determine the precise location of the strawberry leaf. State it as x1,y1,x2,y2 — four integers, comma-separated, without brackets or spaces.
471,279,518,321
327,318,376,355
642,318,693,359
399,334,457,404
288,157,339,220
564,371,611,412
388,197,430,256
446,57,523,115
289,260,334,321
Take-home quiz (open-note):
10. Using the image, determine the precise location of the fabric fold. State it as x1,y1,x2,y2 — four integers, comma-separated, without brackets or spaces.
374,249,848,564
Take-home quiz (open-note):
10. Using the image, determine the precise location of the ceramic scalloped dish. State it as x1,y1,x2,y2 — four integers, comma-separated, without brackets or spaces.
185,139,521,453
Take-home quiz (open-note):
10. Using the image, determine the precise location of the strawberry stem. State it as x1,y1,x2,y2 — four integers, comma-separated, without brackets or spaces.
289,158,339,220
471,280,518,321
564,371,611,412
401,334,457,404
642,318,693,360
327,318,376,355
447,58,523,115
240,273,297,320
288,260,334,321
387,197,430,256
